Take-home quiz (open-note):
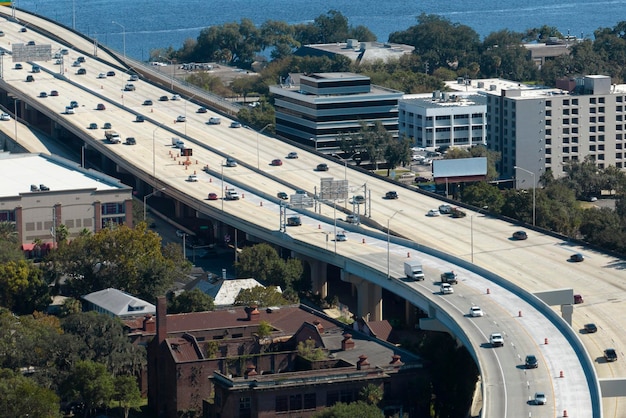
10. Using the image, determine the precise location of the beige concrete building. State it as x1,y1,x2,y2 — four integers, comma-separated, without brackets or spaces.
0,153,133,255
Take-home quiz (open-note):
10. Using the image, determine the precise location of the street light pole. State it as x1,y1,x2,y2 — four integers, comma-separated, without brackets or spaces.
387,210,403,279
111,21,126,60
143,187,166,221
514,166,536,226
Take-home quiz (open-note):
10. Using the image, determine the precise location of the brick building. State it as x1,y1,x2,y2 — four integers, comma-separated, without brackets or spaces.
145,298,422,417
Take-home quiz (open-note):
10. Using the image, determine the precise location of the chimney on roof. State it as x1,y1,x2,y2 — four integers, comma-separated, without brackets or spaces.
245,364,258,378
341,333,355,351
313,319,324,333
356,354,369,370
246,305,260,321
143,314,156,333
390,354,403,366
156,296,167,344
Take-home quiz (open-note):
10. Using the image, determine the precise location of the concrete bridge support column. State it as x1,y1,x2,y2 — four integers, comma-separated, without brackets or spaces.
343,273,382,322
309,259,328,298
174,200,183,219
561,303,573,326
405,300,417,328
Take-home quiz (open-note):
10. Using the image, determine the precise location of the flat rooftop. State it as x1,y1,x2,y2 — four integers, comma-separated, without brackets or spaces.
0,153,129,198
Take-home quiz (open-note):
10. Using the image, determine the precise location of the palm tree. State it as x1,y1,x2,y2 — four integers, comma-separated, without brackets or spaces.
0,221,18,243
359,383,384,406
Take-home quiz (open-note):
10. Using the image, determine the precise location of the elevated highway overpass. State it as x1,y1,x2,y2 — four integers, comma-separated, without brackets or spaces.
2,7,624,417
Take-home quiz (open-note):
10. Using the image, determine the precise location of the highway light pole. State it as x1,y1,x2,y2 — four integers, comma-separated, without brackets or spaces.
257,123,273,169
387,210,403,279
143,187,166,221
111,21,126,60
514,165,536,226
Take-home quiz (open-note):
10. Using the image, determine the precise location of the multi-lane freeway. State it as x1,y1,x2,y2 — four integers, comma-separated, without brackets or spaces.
3,7,625,417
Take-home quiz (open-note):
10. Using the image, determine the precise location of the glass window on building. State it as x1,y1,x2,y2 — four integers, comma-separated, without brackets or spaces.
304,393,316,409
239,397,251,418
564,99,570,106
275,396,288,412
0,210,16,222
289,394,302,411
101,202,125,215
572,99,578,105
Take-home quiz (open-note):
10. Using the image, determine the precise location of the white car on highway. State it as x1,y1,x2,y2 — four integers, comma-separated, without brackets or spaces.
469,306,484,317
440,283,454,294
427,209,441,217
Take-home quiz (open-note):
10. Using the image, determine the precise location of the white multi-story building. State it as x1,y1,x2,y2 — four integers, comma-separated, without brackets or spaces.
484,75,626,187
0,153,133,256
399,91,487,149
270,72,403,154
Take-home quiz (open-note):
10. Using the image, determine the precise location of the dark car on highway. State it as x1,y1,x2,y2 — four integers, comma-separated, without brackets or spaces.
512,231,528,240
605,348,618,362
525,355,538,369
570,253,585,262
277,192,289,200
385,191,398,199
584,323,597,333
316,163,329,171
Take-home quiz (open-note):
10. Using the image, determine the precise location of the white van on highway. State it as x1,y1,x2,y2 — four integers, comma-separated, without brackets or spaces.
208,117,221,125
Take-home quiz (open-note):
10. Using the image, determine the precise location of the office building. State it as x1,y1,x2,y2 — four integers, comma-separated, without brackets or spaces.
0,153,133,256
270,72,403,154
399,91,487,149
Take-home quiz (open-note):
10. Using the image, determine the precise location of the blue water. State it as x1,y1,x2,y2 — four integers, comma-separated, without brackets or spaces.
14,0,626,61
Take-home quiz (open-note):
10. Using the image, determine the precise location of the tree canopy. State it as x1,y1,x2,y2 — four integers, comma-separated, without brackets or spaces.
235,243,303,292
168,288,215,313
46,223,190,302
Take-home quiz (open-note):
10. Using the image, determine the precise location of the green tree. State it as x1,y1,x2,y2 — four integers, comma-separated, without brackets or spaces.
359,383,384,406
113,375,143,418
312,10,349,44
313,400,383,418
461,182,505,213
58,297,82,317
235,243,303,290
297,339,326,361
0,222,25,263
62,312,146,377
233,285,289,307
0,369,61,418
46,223,190,301
62,360,114,416
168,288,215,314
0,259,50,314
384,135,412,175
256,320,273,338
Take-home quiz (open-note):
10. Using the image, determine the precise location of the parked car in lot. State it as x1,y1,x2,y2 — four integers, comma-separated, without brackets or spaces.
604,348,618,362
271,158,283,166
469,306,483,317
584,323,597,333
525,355,538,369
316,163,329,171
489,333,504,347
570,253,585,262
512,230,528,240
427,209,440,217
287,216,302,226
208,192,218,201
277,192,289,200
385,191,398,199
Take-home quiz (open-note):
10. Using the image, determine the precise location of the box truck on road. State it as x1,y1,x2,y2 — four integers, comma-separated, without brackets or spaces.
403,260,425,281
